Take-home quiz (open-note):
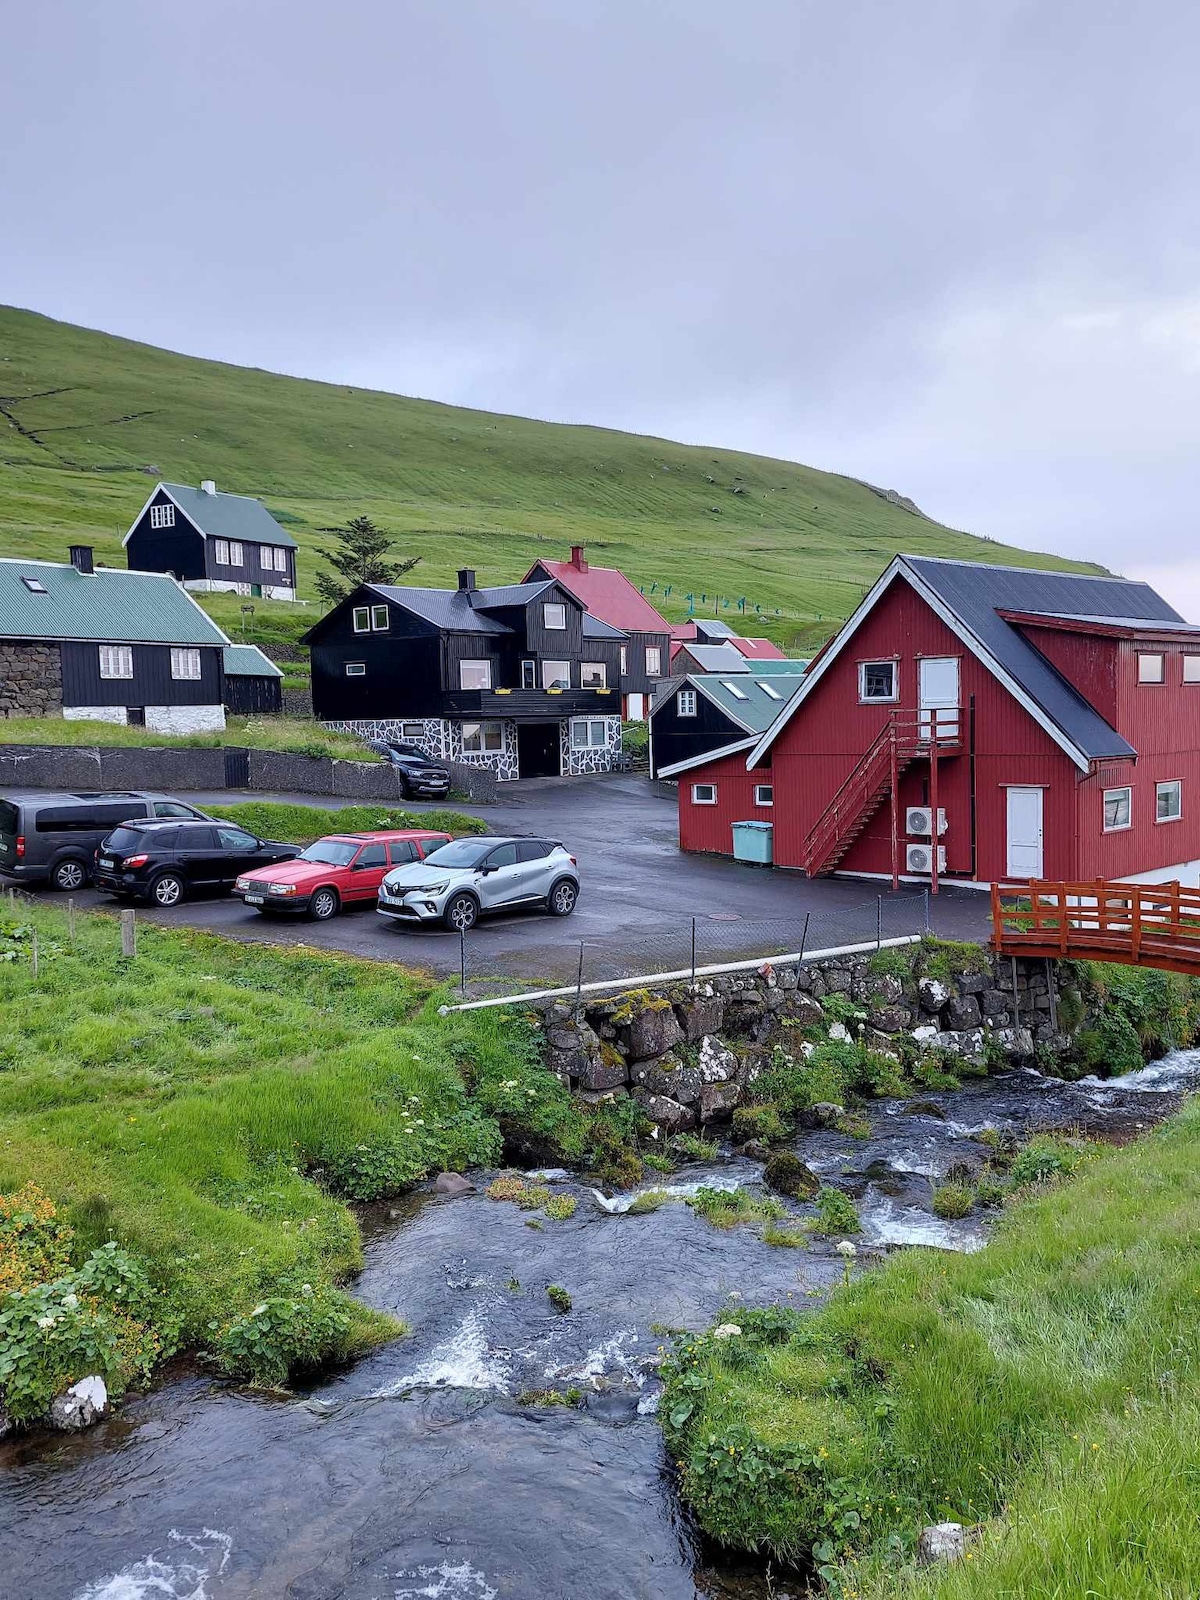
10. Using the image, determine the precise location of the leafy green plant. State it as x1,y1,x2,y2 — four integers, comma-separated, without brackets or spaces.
670,1132,720,1162
688,1187,785,1229
731,1103,788,1143
546,1284,572,1313
931,1181,974,1219
812,1186,860,1235
1009,1135,1093,1189
542,1194,577,1220
211,1283,353,1387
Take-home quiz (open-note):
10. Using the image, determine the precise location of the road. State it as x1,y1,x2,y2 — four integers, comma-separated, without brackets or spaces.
57,775,992,992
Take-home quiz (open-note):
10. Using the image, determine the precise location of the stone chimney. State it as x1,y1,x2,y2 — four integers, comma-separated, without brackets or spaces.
200,479,217,496
69,545,94,575
570,545,588,573
458,568,477,592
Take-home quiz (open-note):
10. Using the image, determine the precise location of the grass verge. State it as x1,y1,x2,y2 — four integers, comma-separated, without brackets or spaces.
0,714,376,762
213,800,487,842
660,1099,1200,1596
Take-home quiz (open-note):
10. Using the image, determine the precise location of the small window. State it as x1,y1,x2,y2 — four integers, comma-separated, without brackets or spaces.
543,603,567,630
754,784,774,806
677,688,697,717
645,647,662,676
1157,780,1182,822
620,646,628,675
1184,656,1200,684
521,660,536,689
400,722,426,739
170,647,201,681
581,662,607,688
227,541,243,567
692,782,717,805
345,662,366,677
570,718,608,750
462,721,504,753
352,607,371,633
149,503,176,529
757,682,782,700
371,605,389,631
459,659,492,690
217,827,258,851
1138,653,1164,684
542,660,570,690
859,661,897,702
265,546,288,573
21,576,47,593
98,644,133,680
388,840,418,865
721,680,748,700
1103,786,1132,831
213,539,229,566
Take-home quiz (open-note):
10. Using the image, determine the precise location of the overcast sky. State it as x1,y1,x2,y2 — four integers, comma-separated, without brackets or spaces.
4,2,1199,609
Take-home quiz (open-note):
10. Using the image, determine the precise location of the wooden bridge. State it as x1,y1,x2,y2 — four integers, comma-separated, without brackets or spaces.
991,879,1200,976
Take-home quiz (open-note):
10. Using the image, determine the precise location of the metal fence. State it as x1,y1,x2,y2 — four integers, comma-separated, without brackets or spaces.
451,891,932,1003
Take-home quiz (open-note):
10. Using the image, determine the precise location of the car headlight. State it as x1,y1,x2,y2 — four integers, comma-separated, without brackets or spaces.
235,877,250,890
268,883,298,896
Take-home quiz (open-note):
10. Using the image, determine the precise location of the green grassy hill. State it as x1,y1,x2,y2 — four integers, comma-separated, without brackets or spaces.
0,304,1101,653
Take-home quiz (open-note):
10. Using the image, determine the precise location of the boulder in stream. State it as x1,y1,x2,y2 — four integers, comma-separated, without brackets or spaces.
48,1375,108,1431
433,1172,475,1197
763,1151,820,1198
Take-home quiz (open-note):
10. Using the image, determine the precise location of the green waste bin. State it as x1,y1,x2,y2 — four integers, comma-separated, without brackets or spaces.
731,820,774,865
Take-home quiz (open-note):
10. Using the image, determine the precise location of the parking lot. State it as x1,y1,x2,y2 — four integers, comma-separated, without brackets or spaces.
55,775,991,990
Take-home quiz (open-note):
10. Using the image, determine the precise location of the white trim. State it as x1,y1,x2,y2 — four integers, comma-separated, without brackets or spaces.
754,783,774,806
1102,784,1133,832
746,558,1096,772
691,782,718,805
1155,778,1183,824
657,736,756,779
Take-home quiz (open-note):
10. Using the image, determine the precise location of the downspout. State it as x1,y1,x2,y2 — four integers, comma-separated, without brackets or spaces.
968,694,978,879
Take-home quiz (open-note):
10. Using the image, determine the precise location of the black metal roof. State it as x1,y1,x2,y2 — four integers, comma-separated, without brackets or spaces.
902,556,1185,762
365,584,511,634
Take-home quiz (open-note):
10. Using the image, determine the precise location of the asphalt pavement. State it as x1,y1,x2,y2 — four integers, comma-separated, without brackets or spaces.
48,774,992,992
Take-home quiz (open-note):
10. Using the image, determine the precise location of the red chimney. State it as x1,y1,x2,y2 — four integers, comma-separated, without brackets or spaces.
570,544,588,573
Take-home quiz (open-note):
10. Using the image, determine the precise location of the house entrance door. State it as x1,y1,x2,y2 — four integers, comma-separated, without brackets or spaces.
919,657,960,740
516,722,561,779
1006,786,1044,879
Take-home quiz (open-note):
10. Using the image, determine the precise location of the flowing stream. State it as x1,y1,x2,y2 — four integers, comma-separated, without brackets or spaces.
3,1051,1198,1600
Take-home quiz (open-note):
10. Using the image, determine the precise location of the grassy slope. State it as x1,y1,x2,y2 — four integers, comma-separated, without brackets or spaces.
0,306,1103,654
0,713,374,759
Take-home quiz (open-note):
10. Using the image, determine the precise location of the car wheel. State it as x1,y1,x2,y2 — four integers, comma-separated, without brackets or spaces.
50,858,87,893
443,892,478,932
309,886,340,921
395,775,411,800
547,878,578,917
150,871,185,908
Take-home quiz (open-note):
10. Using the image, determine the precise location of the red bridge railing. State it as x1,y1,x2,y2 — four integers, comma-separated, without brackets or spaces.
991,879,1200,975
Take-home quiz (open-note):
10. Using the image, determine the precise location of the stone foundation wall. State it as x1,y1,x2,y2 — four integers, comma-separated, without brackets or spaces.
536,949,1072,1133
0,643,63,718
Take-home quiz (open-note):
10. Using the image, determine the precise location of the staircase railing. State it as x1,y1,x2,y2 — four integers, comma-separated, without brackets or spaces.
803,707,960,881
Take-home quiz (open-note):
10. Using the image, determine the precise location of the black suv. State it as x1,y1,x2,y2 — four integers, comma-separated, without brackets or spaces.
93,820,301,907
366,741,452,799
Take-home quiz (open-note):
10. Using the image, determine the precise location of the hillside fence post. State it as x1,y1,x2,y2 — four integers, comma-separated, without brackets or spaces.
120,908,136,960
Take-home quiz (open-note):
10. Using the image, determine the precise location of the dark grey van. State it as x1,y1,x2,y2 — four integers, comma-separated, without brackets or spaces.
0,792,213,892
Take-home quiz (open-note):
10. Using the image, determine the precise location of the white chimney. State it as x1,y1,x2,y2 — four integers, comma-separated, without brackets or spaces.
200,479,216,496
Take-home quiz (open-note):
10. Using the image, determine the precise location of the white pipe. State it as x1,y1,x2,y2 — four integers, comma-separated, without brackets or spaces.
436,933,922,1014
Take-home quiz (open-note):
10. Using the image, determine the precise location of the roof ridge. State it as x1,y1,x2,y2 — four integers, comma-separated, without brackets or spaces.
900,553,1135,585
162,480,265,504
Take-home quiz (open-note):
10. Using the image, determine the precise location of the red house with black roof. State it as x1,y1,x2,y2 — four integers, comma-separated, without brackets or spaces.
664,555,1200,889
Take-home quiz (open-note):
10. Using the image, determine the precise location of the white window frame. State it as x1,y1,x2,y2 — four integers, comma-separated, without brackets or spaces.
266,546,289,573
1137,652,1165,684
543,602,567,630
1156,779,1182,824
400,722,426,739
570,718,609,751
692,782,717,805
754,784,774,807
859,660,898,703
1103,785,1132,832
462,720,503,753
521,660,536,689
345,662,366,677
227,541,243,567
677,688,698,717
1184,655,1200,684
149,503,175,529
371,605,390,631
620,646,628,675
645,646,662,677
98,644,133,681
170,647,202,681
352,607,371,633
542,660,570,690
213,539,230,566
580,661,607,689
459,659,493,690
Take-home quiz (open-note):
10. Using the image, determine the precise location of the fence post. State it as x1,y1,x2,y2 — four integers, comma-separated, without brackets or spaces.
575,941,585,1008
31,929,38,979
120,908,137,960
798,911,810,963
690,917,697,988
922,888,931,933
876,895,883,949
460,927,467,994
67,898,76,941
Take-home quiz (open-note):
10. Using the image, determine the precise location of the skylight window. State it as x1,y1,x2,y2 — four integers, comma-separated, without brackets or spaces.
21,576,47,593
721,680,749,700
757,681,782,699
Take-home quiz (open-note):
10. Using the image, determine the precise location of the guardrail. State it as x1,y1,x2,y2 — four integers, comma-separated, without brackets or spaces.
991,878,1200,974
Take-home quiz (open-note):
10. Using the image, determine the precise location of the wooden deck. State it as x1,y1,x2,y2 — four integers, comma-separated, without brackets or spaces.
991,879,1200,975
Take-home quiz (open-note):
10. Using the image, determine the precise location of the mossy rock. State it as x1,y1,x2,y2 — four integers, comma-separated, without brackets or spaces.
763,1151,820,1199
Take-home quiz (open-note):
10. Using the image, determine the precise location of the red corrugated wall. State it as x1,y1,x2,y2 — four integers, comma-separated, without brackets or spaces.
677,747,774,855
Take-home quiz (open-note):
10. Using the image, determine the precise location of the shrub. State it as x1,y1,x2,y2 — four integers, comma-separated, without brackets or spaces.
542,1194,576,1220
670,1132,719,1163
211,1283,353,1387
731,1104,788,1144
931,1181,974,1219
688,1187,785,1229
1009,1134,1093,1189
812,1186,860,1235
546,1284,572,1313
626,1189,670,1215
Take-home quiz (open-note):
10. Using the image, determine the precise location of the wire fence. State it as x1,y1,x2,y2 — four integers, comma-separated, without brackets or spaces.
452,891,932,1004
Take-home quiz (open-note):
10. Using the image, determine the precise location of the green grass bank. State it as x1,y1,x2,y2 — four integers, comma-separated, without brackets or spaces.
0,714,375,762
214,800,487,843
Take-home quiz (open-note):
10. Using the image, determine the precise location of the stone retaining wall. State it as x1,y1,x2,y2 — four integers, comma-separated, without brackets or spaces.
536,949,1071,1133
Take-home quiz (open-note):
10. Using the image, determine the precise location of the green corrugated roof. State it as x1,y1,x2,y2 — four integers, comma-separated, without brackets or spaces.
0,560,229,646
695,670,807,732
751,658,809,676
159,483,298,549
222,643,284,678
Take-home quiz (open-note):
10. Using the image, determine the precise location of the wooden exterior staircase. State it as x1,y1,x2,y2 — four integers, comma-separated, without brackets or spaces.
803,707,960,890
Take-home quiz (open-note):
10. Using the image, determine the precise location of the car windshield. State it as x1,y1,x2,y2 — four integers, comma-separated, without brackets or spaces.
422,838,492,868
297,839,359,866
390,744,427,758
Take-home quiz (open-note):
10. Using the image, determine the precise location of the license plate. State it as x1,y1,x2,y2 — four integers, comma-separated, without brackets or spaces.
244,894,264,905
99,858,114,870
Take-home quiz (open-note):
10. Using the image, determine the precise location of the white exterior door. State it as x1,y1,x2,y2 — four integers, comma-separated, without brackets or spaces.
1006,786,1044,879
627,693,645,721
919,657,960,739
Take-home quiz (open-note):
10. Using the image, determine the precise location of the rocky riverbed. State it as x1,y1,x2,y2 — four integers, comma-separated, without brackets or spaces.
2,1050,1198,1600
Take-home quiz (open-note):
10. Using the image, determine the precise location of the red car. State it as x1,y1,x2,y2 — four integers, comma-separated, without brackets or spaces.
234,829,451,920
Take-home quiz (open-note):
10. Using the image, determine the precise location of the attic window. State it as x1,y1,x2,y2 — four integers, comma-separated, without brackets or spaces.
757,682,782,699
150,503,175,529
859,660,898,702
543,603,567,630
1185,656,1200,684
21,576,48,593
721,680,749,700
1137,653,1164,684
677,689,697,717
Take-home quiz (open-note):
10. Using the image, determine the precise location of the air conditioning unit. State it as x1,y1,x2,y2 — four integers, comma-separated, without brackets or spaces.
906,806,948,837
905,843,947,875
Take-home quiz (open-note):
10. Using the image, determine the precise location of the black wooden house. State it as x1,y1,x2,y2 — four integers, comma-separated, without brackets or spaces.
124,480,298,600
304,570,627,780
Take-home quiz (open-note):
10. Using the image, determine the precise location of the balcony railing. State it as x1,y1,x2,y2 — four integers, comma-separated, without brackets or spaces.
442,686,620,719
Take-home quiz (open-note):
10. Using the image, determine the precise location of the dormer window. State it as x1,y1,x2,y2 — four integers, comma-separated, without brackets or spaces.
543,603,567,630
150,503,175,529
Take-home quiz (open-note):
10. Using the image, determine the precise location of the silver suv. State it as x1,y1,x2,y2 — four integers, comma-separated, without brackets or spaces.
377,835,579,932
